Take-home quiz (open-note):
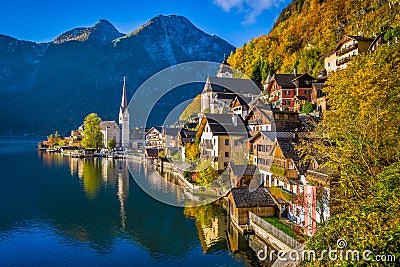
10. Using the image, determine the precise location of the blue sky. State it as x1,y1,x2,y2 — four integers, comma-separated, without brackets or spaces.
0,0,291,47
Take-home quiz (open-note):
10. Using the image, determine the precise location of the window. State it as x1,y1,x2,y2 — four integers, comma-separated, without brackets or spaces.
274,114,280,120
327,62,331,67
284,114,289,120
225,139,229,145
284,90,290,96
225,152,229,157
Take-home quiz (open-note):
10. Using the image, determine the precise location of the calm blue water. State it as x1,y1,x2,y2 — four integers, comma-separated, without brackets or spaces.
0,140,261,266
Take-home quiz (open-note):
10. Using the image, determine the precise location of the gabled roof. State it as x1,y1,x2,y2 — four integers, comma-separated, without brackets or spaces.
198,114,249,136
146,126,162,135
230,95,253,107
99,120,119,130
249,131,276,143
163,127,180,137
291,73,315,82
335,35,374,51
273,74,298,88
244,102,274,123
276,138,299,161
230,164,260,177
179,128,197,138
202,76,261,95
230,188,277,208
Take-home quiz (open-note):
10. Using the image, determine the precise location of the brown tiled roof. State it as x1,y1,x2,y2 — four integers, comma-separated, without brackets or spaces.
231,187,277,208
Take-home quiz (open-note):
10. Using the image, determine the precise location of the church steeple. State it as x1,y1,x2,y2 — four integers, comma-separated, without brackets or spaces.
119,76,130,149
120,76,128,113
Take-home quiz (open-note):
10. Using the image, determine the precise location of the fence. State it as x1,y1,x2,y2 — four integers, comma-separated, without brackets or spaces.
249,212,301,249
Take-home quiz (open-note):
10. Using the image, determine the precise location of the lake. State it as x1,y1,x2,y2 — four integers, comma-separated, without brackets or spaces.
0,139,265,266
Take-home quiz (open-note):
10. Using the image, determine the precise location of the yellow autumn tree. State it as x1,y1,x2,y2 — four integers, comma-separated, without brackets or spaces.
303,43,400,266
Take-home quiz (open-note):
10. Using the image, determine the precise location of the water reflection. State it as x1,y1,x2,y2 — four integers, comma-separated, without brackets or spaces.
0,147,266,266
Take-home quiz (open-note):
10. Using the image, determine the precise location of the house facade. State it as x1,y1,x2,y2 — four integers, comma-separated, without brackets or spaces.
324,35,374,74
145,127,163,148
244,100,274,133
99,121,120,148
264,73,314,110
196,114,248,170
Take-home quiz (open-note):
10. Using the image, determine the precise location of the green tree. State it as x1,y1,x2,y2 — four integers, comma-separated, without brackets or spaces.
301,102,313,114
107,138,116,151
82,113,103,150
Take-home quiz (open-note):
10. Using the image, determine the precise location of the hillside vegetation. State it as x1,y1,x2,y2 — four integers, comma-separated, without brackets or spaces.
303,40,400,267
228,0,400,83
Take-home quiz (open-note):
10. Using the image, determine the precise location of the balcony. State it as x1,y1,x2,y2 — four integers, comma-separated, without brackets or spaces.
336,43,358,56
336,56,351,66
200,142,213,150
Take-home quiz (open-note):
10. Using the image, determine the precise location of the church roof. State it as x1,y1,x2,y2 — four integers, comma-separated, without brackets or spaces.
202,76,261,95
120,77,128,112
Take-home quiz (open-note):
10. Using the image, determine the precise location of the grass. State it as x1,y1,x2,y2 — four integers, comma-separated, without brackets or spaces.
263,217,298,240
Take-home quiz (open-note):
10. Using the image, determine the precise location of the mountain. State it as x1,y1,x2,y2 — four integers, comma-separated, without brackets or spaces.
227,0,400,84
0,15,235,134
53,19,124,44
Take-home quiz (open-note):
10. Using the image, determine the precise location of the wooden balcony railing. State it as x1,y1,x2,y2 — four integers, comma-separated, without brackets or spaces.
336,43,358,56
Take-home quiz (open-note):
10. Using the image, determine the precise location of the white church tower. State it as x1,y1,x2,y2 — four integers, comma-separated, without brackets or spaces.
119,77,130,149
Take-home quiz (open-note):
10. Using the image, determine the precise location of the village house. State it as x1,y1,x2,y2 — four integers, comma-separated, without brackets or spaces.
99,120,120,148
291,96,308,113
228,164,261,188
227,187,277,225
264,73,314,110
200,76,262,113
302,159,333,236
311,82,327,115
324,35,374,74
243,100,273,134
272,109,302,132
248,131,275,184
162,127,180,156
196,114,249,170
229,95,253,118
145,126,163,148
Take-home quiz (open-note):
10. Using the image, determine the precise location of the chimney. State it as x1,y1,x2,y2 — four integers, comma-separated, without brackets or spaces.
294,68,297,76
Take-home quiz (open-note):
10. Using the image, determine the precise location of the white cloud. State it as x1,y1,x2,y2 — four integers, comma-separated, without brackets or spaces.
213,0,283,25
